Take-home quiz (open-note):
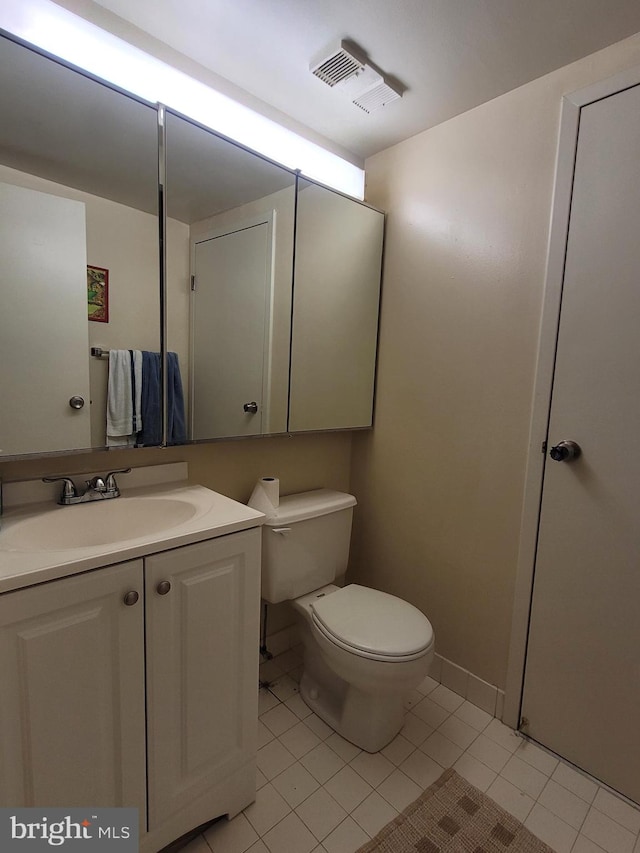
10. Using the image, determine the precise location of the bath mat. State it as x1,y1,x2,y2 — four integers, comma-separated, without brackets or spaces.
356,768,554,852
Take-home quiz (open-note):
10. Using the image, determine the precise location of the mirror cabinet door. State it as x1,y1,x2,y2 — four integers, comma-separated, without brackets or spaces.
289,179,384,432
0,36,161,457
165,110,297,443
0,35,385,456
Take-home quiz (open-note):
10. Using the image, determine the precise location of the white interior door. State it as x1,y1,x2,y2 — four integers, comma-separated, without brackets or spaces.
191,220,272,439
0,182,91,455
522,83,640,803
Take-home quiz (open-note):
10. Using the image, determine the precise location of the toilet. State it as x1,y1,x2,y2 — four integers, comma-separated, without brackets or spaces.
260,488,434,752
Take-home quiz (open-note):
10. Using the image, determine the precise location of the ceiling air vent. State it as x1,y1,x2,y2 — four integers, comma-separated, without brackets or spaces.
310,40,403,114
353,80,402,114
311,42,365,87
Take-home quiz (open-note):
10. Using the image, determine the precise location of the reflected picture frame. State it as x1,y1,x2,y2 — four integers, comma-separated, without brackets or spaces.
87,264,109,322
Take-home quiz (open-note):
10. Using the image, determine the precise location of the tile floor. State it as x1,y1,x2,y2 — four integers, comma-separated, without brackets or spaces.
179,646,640,853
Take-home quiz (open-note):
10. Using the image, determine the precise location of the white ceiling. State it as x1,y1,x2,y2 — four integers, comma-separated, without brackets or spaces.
76,0,640,161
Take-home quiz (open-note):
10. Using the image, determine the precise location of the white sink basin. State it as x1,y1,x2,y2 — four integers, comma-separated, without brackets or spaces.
0,474,265,594
2,496,199,551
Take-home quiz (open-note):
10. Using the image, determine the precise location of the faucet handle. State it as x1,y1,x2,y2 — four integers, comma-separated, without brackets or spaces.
42,476,77,500
86,476,107,492
105,468,132,491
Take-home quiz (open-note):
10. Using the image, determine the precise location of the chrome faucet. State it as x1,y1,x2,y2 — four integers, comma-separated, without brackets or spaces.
43,468,131,505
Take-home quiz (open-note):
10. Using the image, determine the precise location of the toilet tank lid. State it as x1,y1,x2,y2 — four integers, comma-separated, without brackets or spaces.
262,489,356,525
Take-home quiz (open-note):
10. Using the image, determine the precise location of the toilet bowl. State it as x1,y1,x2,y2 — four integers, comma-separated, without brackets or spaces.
293,584,434,752
257,488,436,752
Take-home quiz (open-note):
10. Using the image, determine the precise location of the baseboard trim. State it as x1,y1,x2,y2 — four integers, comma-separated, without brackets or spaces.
264,632,506,721
431,653,505,720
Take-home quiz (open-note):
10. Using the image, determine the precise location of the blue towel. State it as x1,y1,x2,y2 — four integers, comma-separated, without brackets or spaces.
167,352,187,445
139,351,186,446
140,351,162,446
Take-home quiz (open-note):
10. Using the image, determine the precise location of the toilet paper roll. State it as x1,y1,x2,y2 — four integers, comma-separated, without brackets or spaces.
248,476,280,516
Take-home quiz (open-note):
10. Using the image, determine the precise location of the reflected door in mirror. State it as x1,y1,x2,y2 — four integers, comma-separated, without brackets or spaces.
165,109,296,441
192,219,272,439
0,35,162,456
0,182,91,455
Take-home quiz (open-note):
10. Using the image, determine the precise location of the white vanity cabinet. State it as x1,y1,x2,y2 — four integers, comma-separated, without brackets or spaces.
0,558,147,812
144,530,261,847
0,527,261,853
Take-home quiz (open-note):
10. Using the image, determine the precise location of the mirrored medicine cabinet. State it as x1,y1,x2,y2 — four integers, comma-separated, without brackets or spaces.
0,32,384,459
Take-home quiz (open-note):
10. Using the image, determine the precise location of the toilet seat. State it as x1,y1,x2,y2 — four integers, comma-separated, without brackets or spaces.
310,584,434,663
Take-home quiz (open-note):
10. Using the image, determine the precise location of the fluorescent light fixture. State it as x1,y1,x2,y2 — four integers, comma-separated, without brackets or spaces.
0,0,365,198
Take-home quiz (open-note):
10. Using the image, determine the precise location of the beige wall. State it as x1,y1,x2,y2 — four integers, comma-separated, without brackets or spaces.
0,432,351,505
349,33,640,689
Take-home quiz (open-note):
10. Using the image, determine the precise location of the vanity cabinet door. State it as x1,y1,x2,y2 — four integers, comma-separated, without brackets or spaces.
0,561,147,815
144,529,261,830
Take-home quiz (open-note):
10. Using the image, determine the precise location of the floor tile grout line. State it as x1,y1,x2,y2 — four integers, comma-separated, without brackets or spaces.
262,724,447,827
529,757,640,841
513,735,640,837
254,675,640,853
248,783,375,850
433,706,640,844
494,742,640,845
266,697,640,838
583,793,640,840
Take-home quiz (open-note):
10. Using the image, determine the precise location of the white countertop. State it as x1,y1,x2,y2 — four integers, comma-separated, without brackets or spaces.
0,480,265,594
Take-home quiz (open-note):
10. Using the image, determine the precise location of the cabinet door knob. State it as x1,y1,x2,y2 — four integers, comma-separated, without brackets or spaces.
123,590,139,606
157,580,172,595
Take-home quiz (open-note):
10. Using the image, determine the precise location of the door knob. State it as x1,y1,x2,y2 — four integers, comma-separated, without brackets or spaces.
69,396,85,409
123,591,139,606
243,402,258,414
156,581,171,595
549,440,581,462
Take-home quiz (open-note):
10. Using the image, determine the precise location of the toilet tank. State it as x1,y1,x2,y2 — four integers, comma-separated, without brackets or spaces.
261,489,357,603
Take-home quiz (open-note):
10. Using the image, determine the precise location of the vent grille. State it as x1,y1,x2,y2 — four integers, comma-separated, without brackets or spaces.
310,41,403,114
353,81,402,114
311,46,364,87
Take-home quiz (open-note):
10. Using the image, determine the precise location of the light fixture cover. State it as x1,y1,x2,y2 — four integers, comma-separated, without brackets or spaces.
0,0,365,197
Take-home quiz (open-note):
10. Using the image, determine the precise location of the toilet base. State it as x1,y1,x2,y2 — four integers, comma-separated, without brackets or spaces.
299,660,405,753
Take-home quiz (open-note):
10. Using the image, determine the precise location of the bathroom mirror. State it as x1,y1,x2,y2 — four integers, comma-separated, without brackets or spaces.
165,110,296,441
0,35,161,457
289,179,384,432
0,35,386,458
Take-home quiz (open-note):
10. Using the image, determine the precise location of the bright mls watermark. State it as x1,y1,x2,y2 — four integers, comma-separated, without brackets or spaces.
0,809,138,851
